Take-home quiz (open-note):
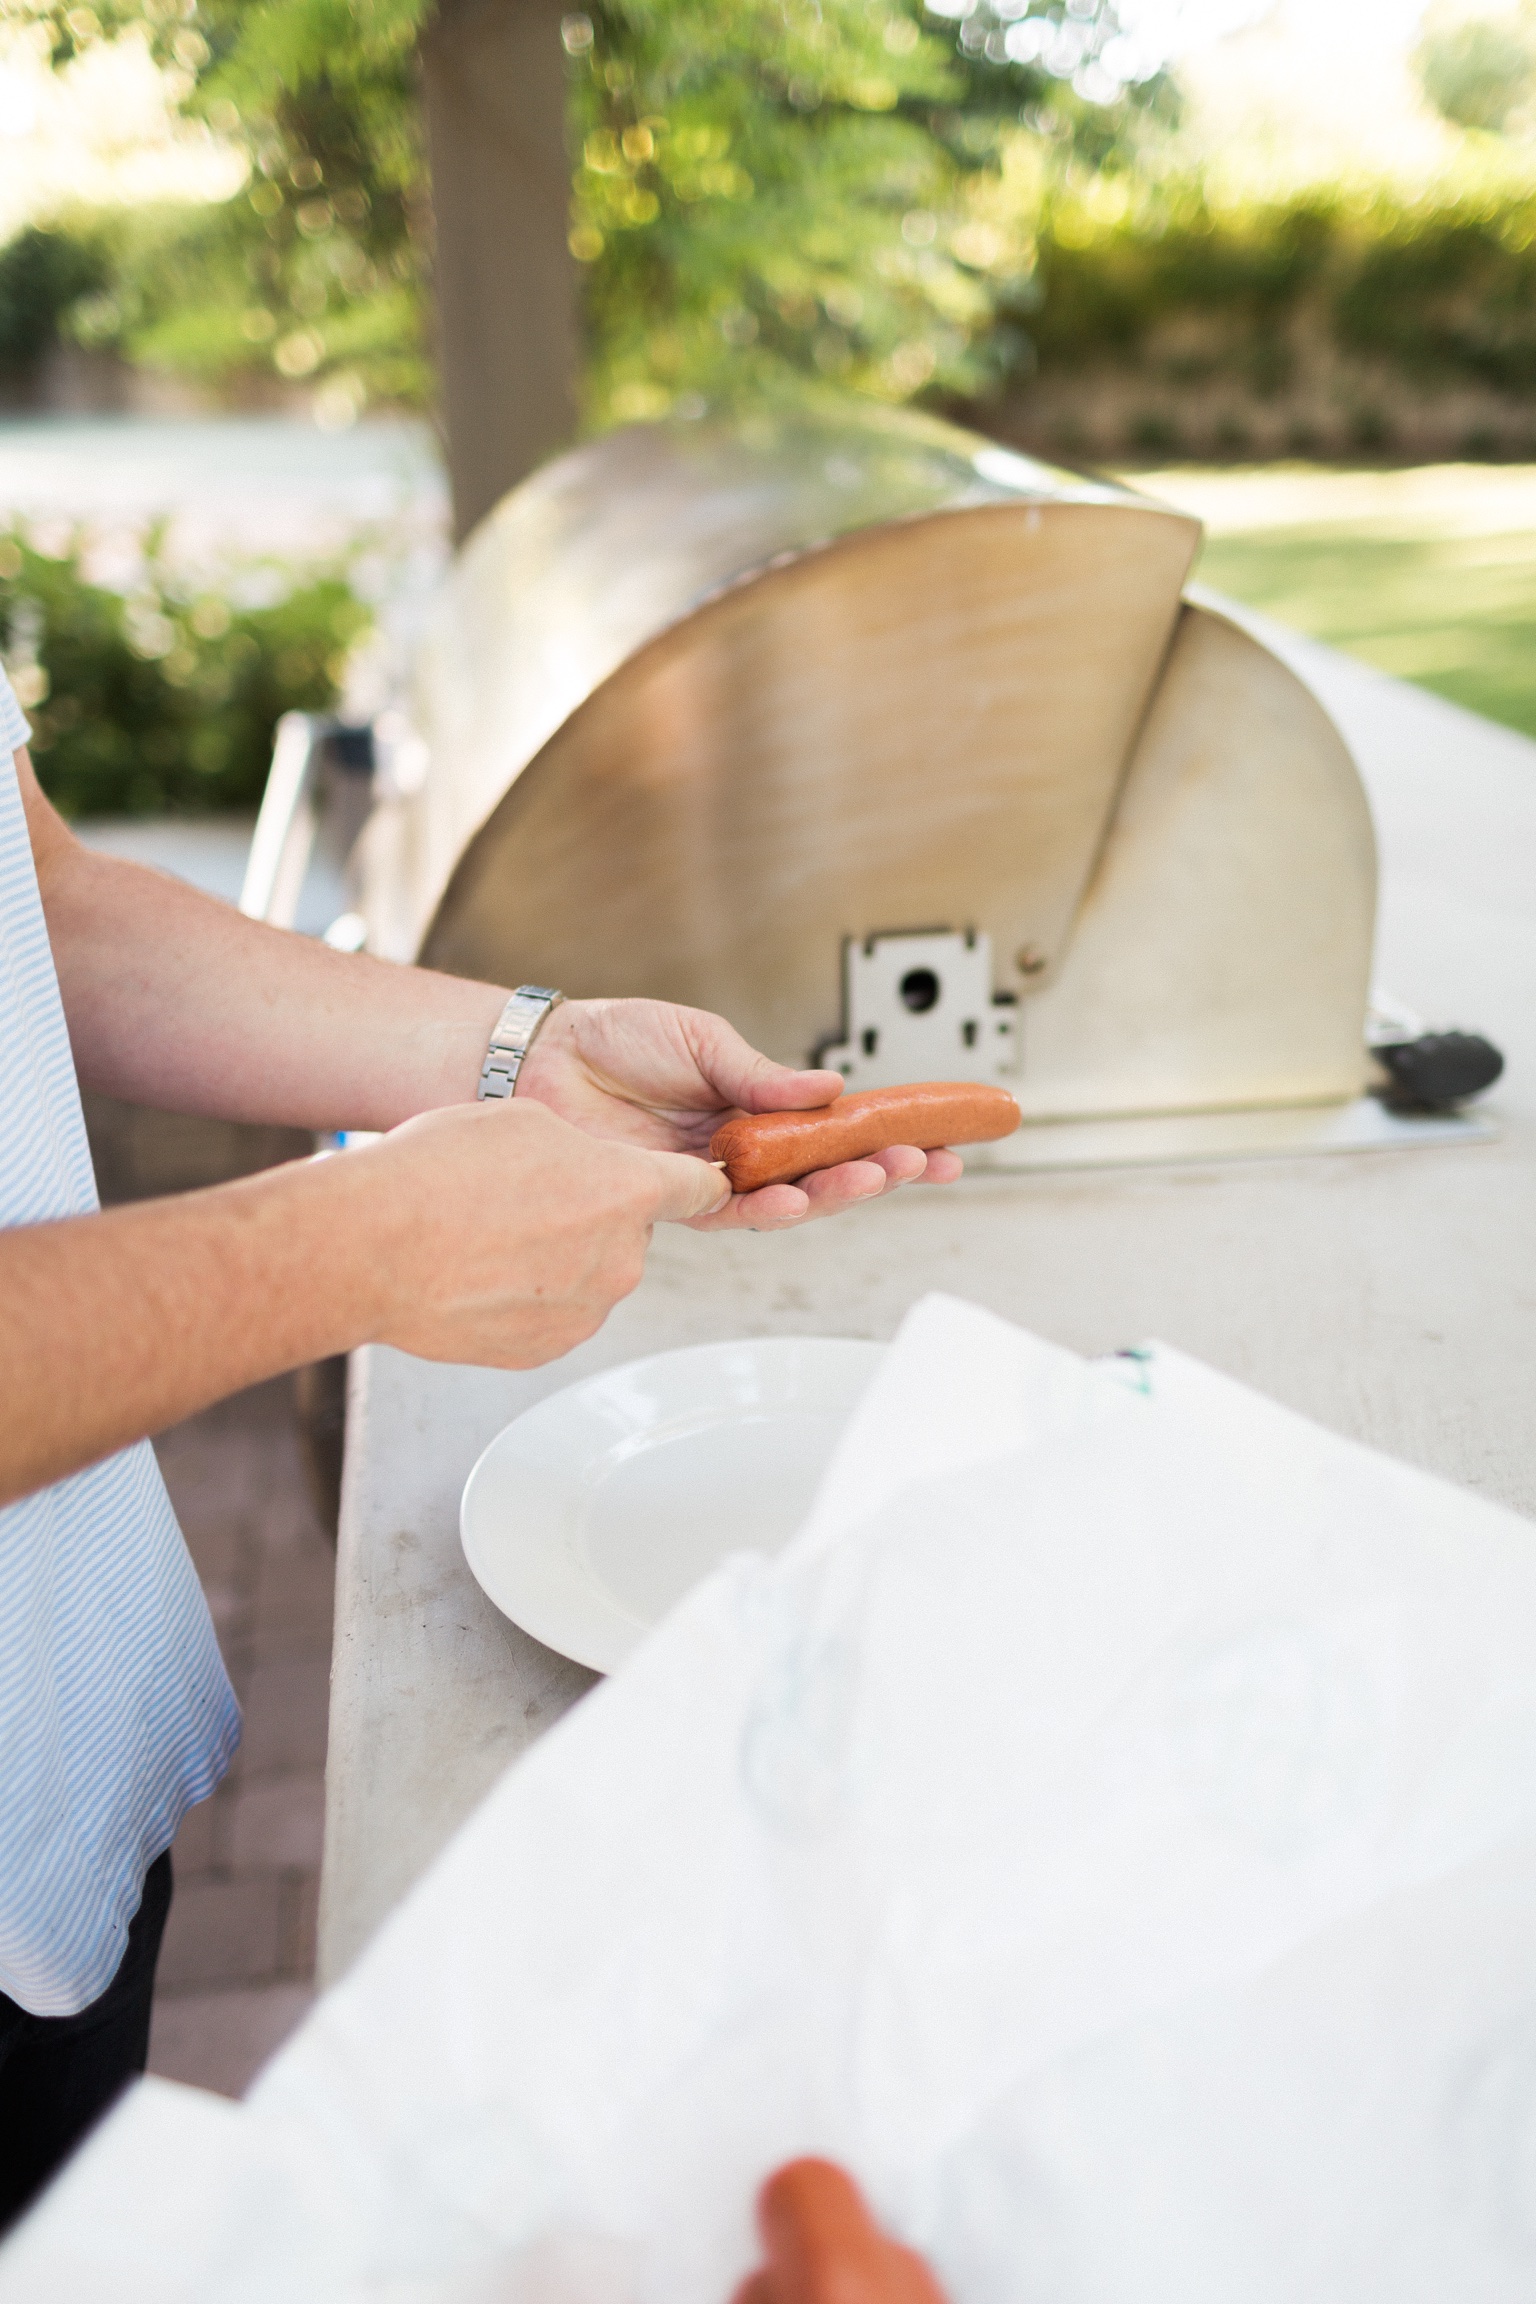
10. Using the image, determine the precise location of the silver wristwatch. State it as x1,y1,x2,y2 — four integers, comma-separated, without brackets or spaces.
476,985,564,1100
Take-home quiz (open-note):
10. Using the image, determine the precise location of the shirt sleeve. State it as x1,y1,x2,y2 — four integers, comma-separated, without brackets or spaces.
0,666,32,759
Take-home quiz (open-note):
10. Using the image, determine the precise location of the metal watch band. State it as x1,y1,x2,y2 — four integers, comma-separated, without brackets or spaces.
476,985,564,1100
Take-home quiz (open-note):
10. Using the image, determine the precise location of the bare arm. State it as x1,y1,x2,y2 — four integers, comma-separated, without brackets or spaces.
2,743,964,1503
0,1099,728,1508
21,747,962,1225
21,749,506,1129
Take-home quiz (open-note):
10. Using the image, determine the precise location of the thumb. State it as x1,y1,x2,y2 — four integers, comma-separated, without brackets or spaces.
643,1148,733,1224
684,1010,844,1114
739,1059,846,1116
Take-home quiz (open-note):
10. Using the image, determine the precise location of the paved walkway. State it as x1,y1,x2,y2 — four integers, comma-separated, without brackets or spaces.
0,414,444,572
145,1378,333,2098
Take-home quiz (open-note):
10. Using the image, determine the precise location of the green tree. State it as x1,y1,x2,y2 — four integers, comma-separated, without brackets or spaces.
3,0,1169,418
1415,6,1536,136
2,0,429,406
568,3,1174,422
570,0,986,420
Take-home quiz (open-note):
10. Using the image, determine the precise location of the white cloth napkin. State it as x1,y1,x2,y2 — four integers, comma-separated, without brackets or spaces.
8,1294,1536,2304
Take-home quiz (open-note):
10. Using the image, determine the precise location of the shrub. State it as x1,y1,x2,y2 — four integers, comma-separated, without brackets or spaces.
1334,204,1536,393
1416,11,1536,136
0,224,112,377
1023,185,1536,402
0,529,369,817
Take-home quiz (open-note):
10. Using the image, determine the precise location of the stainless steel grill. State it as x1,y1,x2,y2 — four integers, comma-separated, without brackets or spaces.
252,403,1496,1166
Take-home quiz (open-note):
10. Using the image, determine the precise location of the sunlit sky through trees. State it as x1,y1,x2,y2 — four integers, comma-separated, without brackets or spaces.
0,0,1487,245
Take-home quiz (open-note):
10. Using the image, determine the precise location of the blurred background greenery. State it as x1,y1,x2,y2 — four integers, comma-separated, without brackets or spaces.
3,0,1536,444
0,523,366,813
9,0,1536,447
2,0,1536,802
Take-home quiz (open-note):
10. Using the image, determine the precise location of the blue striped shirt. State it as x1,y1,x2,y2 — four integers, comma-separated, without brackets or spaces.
0,671,239,2017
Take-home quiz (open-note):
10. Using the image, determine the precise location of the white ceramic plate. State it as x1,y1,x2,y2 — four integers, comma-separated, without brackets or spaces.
460,1337,886,1674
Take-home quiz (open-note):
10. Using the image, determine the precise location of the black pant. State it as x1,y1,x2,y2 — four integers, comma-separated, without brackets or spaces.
0,1850,172,2233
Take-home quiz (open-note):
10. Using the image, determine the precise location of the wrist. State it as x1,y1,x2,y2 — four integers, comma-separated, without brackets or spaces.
475,985,567,1101
356,980,514,1127
504,998,581,1106
227,1147,404,1357
410,983,516,1115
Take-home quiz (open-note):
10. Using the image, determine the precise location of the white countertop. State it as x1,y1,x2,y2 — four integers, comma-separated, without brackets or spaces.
318,622,1536,1984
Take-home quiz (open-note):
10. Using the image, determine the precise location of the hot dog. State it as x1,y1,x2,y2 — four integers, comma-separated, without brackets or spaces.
710,1081,1020,1194
730,2158,952,2304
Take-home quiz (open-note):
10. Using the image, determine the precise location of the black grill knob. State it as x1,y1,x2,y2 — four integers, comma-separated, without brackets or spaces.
1373,1031,1504,1110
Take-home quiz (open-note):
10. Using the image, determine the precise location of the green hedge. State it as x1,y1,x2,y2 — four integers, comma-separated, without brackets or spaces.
1027,186,1536,400
10,175,1536,437
0,530,369,816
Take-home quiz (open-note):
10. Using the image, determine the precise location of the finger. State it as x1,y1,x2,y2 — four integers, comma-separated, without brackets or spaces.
739,1064,848,1114
644,1149,733,1224
697,1156,907,1231
688,1140,972,1229
688,1156,889,1231
683,1011,846,1115
689,1180,813,1232
794,1159,890,1215
865,1144,927,1187
861,1145,964,1185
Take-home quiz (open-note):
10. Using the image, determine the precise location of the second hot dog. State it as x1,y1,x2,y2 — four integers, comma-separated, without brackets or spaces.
731,2158,952,2304
710,1081,1020,1194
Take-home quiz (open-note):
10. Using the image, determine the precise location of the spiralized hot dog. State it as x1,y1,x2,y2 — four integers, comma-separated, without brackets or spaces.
710,1081,1020,1194
730,2158,952,2304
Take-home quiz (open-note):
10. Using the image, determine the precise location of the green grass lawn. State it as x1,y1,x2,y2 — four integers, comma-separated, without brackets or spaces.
1127,465,1536,741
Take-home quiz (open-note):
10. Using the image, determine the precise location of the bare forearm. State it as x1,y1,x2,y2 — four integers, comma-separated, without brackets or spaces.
0,1155,388,1506
12,728,507,1132
44,842,508,1129
0,1100,722,1508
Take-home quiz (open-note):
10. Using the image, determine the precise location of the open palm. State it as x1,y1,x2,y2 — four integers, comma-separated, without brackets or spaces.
516,998,961,1231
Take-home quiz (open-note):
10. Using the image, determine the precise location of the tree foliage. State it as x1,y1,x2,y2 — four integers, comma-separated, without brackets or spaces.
549,0,1175,423
570,2,995,420
1,0,1170,419
1415,6,1536,137
2,0,430,404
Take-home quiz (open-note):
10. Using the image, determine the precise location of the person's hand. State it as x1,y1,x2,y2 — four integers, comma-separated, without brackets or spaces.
352,1094,728,1366
515,998,964,1232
